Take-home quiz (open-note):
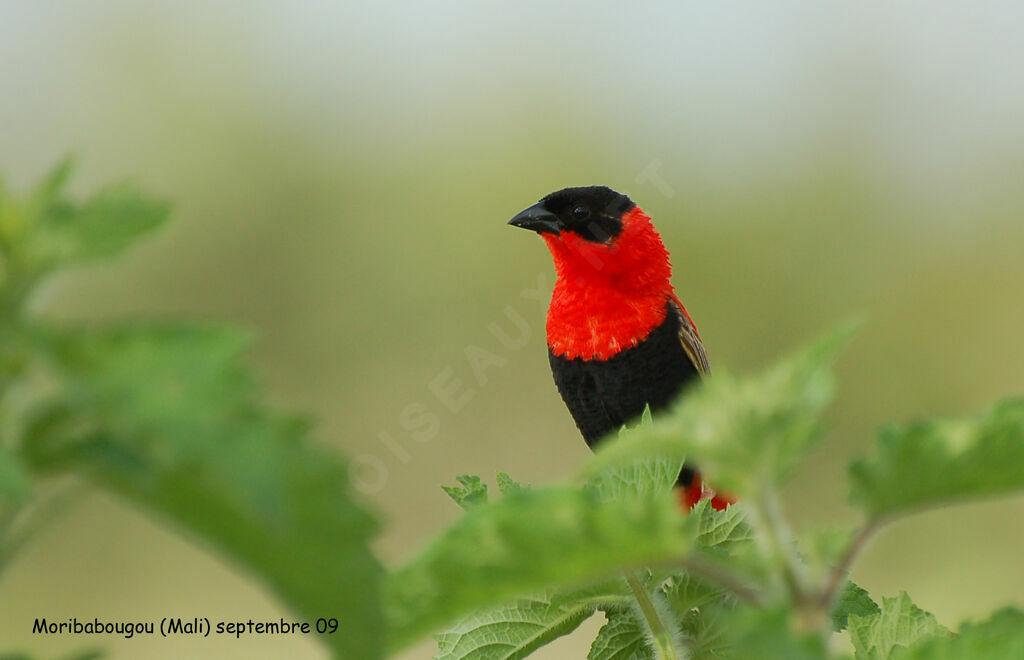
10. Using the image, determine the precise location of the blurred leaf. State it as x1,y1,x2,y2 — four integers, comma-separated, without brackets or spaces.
892,608,1024,659
0,650,102,660
727,607,828,660
385,487,695,650
20,325,382,659
801,526,853,578
2,161,74,252
442,474,488,510
23,178,169,270
53,184,166,261
435,590,599,660
28,158,75,213
0,447,30,501
496,471,527,495
848,592,947,660
849,399,1024,518
587,610,652,660
61,651,103,660
580,324,856,496
832,581,880,632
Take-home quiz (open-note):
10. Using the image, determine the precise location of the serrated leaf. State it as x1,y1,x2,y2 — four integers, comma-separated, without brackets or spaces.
435,590,598,660
385,487,696,650
442,474,488,510
892,607,1024,659
586,453,682,503
849,399,1024,517
662,572,736,659
585,407,681,502
692,498,752,552
848,592,947,660
496,471,527,495
588,610,653,660
686,499,770,588
580,324,856,497
19,325,382,659
832,581,880,632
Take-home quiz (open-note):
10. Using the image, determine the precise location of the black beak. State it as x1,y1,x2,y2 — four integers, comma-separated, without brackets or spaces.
508,202,561,235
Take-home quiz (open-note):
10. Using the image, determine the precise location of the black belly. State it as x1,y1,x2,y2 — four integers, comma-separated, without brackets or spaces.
548,303,701,484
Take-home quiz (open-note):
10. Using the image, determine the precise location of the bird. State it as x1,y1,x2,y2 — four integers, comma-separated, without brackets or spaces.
508,185,731,510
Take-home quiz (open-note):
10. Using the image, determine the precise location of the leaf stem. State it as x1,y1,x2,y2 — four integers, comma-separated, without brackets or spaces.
625,571,682,660
681,554,763,605
820,517,884,607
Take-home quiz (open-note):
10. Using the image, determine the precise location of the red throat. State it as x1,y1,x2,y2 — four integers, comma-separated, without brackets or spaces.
544,207,676,360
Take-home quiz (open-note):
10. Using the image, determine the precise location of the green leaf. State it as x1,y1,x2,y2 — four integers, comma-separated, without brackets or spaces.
20,325,382,659
800,526,853,577
585,453,682,503
693,498,752,553
580,324,856,496
0,446,31,501
435,590,598,660
585,408,681,502
29,158,75,213
893,607,1024,659
442,474,489,510
588,610,653,660
25,180,169,269
686,499,771,591
849,399,1024,517
832,581,880,632
496,471,528,495
385,487,696,650
848,592,947,660
662,572,736,659
727,607,829,660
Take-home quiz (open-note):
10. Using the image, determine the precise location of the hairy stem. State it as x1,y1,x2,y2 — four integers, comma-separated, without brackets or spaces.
625,571,683,660
752,487,807,604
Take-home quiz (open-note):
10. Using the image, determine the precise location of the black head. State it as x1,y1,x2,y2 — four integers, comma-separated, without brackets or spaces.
508,186,635,243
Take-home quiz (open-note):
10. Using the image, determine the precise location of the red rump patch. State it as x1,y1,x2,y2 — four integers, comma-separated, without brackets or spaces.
676,473,735,512
544,207,679,360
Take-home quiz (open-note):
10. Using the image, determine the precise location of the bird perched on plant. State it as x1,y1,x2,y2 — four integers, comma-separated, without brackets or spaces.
508,186,731,510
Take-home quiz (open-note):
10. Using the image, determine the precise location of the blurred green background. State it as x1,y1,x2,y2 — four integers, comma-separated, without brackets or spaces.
2,2,1023,658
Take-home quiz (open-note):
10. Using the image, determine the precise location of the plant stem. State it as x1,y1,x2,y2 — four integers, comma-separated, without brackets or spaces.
625,571,682,660
681,554,763,605
820,517,884,606
752,487,807,604
0,481,87,575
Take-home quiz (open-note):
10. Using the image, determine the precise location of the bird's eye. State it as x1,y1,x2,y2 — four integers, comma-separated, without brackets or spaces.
571,206,590,220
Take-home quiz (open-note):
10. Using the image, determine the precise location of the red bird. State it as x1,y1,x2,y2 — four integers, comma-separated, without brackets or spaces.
509,186,731,510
